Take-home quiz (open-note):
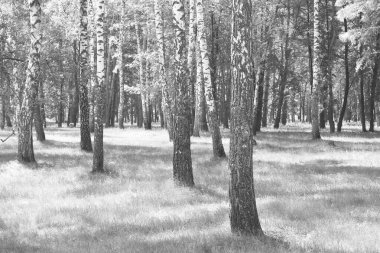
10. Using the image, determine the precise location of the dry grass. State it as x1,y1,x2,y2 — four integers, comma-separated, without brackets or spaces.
0,123,379,253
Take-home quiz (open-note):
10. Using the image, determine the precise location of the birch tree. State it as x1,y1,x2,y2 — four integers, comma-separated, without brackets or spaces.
93,0,106,172
311,0,322,139
229,0,262,236
196,0,226,158
172,0,194,187
17,0,42,162
88,0,96,133
118,0,126,129
79,0,93,151
154,0,173,140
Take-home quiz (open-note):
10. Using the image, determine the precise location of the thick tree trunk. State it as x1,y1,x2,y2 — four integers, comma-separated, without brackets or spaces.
172,0,194,187
337,19,350,133
311,0,322,139
79,0,93,152
18,0,42,163
369,32,380,132
229,0,262,236
196,0,226,158
93,0,106,172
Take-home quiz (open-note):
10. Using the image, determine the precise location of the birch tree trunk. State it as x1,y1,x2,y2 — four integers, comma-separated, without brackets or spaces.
117,0,126,129
135,18,150,130
193,40,203,137
172,0,194,187
154,0,173,140
196,0,226,158
18,0,42,163
337,18,350,133
369,31,380,132
79,0,93,151
34,84,45,141
88,0,96,133
93,0,106,172
229,0,262,236
311,0,322,139
188,0,197,134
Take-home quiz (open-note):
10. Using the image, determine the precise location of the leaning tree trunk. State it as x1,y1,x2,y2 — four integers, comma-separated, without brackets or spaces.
196,0,226,158
93,0,105,172
172,0,194,187
311,0,322,139
18,0,42,163
154,0,173,140
369,31,380,132
229,0,262,236
79,0,93,151
337,19,350,133
117,0,126,129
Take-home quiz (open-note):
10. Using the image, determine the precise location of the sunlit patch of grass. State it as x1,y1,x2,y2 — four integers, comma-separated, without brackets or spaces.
1,123,380,252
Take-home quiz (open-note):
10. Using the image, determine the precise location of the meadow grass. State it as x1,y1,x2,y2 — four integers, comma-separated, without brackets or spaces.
0,123,379,253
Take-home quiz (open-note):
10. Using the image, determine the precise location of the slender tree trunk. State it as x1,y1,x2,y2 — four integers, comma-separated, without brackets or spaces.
196,0,226,158
93,0,105,172
311,0,322,139
262,68,270,127
135,19,150,130
79,0,93,151
253,60,265,135
359,49,367,132
274,5,291,129
117,0,126,129
188,0,197,134
369,31,380,132
38,81,46,128
34,83,45,141
154,0,173,140
0,96,4,130
172,0,194,187
58,40,64,128
326,0,336,133
88,0,96,133
229,0,262,236
337,19,350,133
18,0,42,163
193,40,203,137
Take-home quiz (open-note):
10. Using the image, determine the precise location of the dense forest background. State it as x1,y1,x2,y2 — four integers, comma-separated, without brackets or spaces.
1,0,379,138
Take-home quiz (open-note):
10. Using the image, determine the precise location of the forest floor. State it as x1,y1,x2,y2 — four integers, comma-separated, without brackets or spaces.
0,123,380,253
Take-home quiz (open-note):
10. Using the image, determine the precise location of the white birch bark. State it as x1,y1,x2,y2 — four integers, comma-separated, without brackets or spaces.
196,0,225,157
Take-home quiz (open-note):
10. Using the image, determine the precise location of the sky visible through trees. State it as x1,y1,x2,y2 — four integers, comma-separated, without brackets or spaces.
0,0,380,252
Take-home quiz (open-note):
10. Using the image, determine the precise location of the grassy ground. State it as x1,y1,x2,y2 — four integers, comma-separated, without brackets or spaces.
0,123,379,253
